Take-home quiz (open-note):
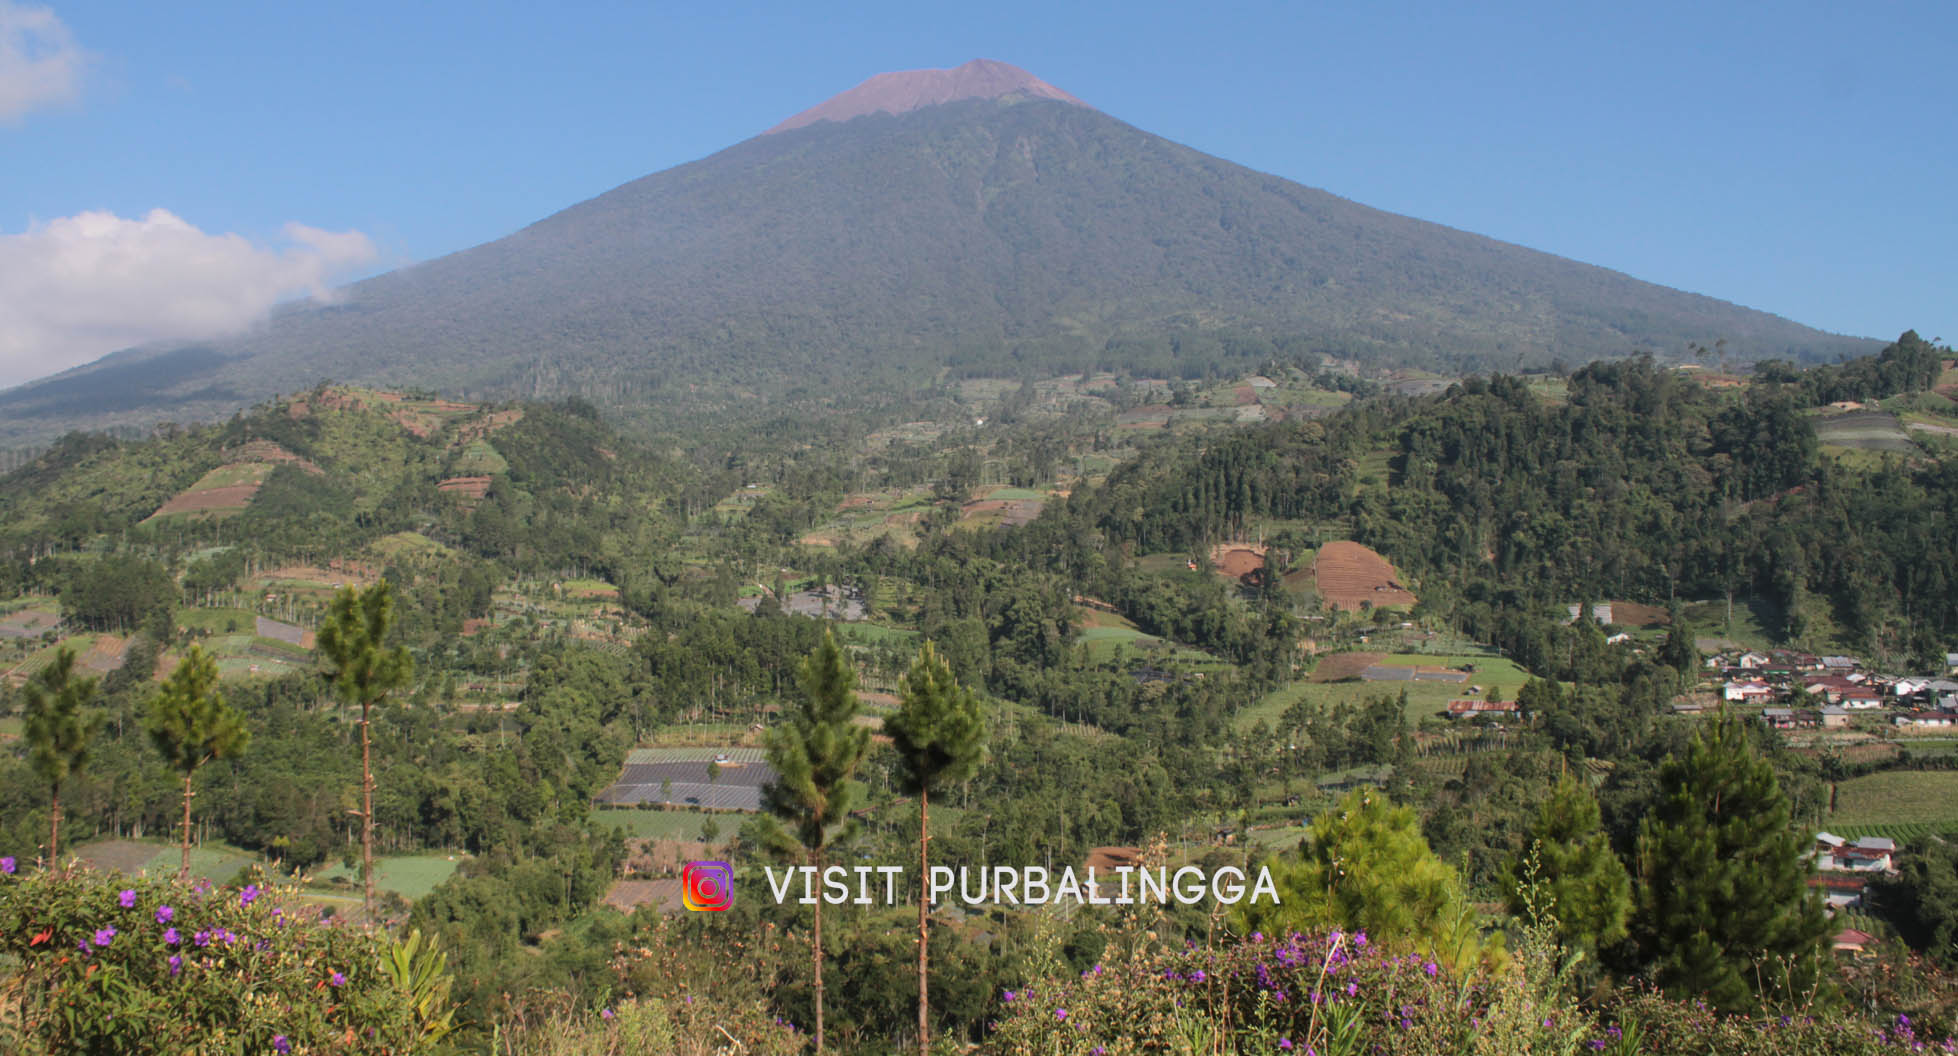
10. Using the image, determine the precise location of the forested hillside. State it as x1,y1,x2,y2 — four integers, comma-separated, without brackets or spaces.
3,337,1958,1052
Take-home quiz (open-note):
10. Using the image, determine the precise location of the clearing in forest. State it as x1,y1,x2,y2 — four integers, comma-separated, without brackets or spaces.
1313,541,1416,611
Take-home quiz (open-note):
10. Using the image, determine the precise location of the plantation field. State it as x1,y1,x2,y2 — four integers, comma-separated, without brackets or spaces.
1814,410,1917,452
1826,771,1958,830
143,462,277,522
178,607,261,634
312,854,460,900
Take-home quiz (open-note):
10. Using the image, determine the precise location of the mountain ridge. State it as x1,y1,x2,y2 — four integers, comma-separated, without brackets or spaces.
0,86,1877,445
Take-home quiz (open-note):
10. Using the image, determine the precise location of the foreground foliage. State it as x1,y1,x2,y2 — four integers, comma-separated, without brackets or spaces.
0,868,453,1055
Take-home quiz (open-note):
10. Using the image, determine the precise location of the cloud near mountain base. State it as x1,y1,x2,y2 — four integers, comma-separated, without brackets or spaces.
0,209,376,388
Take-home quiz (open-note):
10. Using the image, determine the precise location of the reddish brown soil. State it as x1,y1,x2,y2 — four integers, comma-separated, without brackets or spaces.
1211,545,1265,579
1314,541,1416,611
79,634,129,675
1311,652,1386,682
226,440,324,475
1232,385,1258,406
438,476,492,500
767,58,1090,134
960,498,1044,527
150,483,261,518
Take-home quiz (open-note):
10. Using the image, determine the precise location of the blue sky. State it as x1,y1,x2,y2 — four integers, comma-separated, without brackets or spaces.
2,1,1953,385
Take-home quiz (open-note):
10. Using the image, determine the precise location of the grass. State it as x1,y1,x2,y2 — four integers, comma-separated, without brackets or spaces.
1826,771,1958,829
590,808,722,841
139,842,261,884
311,854,460,901
1235,654,1533,732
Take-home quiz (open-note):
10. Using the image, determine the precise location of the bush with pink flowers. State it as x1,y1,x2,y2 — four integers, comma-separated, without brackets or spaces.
0,867,454,1055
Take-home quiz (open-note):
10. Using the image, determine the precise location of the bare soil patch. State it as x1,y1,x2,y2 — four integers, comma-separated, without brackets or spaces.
1314,541,1416,611
1210,542,1267,580
1311,651,1386,682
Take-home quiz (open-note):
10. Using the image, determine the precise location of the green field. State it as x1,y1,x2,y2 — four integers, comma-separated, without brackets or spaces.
591,808,721,841
312,854,461,900
1826,771,1958,830
1237,654,1533,731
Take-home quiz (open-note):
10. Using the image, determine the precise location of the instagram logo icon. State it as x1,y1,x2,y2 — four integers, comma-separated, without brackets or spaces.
682,861,734,911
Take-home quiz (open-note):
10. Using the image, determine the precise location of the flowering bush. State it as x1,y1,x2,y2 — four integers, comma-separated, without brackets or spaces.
983,929,1958,1055
0,867,454,1055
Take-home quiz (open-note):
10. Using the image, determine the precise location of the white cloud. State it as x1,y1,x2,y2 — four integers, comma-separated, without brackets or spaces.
0,1,85,122
0,208,377,387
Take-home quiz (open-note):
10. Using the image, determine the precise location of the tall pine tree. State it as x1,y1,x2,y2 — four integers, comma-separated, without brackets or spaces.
318,581,413,922
22,647,101,874
762,629,872,1055
885,641,985,1056
1632,715,1832,1009
145,644,252,881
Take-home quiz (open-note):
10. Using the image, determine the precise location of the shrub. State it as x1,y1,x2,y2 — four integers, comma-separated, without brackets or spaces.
0,866,453,1054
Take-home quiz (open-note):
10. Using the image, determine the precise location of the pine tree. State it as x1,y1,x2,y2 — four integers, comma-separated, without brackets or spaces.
1505,771,1631,954
762,629,872,1054
884,641,985,1056
1236,787,1493,972
21,647,101,874
1632,715,1833,1009
145,644,252,881
318,581,413,922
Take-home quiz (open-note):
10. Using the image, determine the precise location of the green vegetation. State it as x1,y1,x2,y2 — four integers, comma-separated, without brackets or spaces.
1827,771,1958,829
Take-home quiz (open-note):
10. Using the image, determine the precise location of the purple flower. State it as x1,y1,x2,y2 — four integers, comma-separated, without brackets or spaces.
1279,1041,1292,1051
1054,1008,1068,1021
1252,932,1264,942
194,929,212,947
240,885,260,907
1190,969,1207,983
272,1035,290,1054
330,971,346,987
601,1008,615,1020
118,888,137,908
1345,982,1358,997
93,927,116,947
1354,930,1367,948
168,954,182,976
0,856,15,874
1424,960,1438,976
1002,990,1017,1002
163,927,181,945
156,904,174,924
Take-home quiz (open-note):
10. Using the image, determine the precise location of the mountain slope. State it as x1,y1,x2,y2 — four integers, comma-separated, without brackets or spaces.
0,65,1873,443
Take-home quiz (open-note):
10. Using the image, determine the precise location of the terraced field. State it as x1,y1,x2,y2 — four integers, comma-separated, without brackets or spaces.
1314,541,1416,611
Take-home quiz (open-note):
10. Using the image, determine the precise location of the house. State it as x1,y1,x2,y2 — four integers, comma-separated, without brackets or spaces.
1833,927,1875,954
1893,677,1931,698
1737,651,1771,669
1724,680,1773,702
1895,710,1956,729
1839,688,1886,710
1820,705,1851,729
1821,656,1858,671
1761,708,1817,730
1808,874,1867,909
1446,699,1519,720
1803,674,1860,700
1946,651,1958,675
1812,835,1895,872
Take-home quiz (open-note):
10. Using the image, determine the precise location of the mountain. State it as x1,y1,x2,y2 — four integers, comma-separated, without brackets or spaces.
0,61,1875,444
